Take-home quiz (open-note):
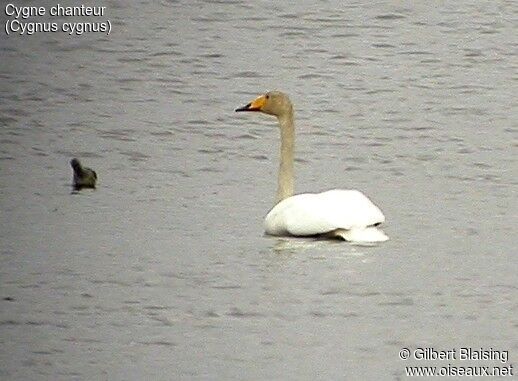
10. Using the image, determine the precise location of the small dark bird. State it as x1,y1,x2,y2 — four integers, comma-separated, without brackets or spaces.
70,158,97,190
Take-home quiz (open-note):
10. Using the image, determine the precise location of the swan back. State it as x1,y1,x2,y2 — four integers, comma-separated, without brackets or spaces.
264,189,385,237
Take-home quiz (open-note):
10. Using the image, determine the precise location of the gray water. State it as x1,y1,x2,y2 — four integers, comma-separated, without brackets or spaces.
1,1,517,380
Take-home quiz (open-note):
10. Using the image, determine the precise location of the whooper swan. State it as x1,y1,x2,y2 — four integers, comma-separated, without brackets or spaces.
235,91,388,243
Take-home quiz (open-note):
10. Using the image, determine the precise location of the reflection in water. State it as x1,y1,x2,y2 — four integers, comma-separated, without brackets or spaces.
271,237,369,257
271,237,322,255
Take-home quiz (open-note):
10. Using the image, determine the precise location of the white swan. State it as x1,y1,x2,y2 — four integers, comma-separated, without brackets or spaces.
236,91,388,243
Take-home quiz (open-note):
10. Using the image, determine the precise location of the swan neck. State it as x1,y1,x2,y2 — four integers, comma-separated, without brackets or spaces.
276,112,295,203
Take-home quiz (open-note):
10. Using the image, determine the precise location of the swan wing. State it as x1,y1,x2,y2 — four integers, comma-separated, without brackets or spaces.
264,189,385,236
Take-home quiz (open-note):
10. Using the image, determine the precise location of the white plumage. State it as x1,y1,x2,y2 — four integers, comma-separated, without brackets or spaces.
265,189,387,241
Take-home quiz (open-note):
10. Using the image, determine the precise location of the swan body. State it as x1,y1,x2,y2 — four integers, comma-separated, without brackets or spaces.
265,189,385,237
236,91,388,243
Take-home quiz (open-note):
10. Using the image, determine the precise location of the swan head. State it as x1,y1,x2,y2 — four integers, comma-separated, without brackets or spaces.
235,91,293,118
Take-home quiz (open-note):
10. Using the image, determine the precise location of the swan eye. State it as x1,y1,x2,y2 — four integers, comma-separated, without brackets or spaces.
265,94,270,100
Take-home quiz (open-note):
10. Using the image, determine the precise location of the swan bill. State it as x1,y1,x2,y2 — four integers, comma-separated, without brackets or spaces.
235,95,266,112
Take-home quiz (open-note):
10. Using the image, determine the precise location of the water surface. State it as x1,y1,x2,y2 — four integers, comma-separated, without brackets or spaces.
0,1,516,380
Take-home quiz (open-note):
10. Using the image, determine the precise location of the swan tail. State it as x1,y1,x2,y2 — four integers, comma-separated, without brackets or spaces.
331,227,389,243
